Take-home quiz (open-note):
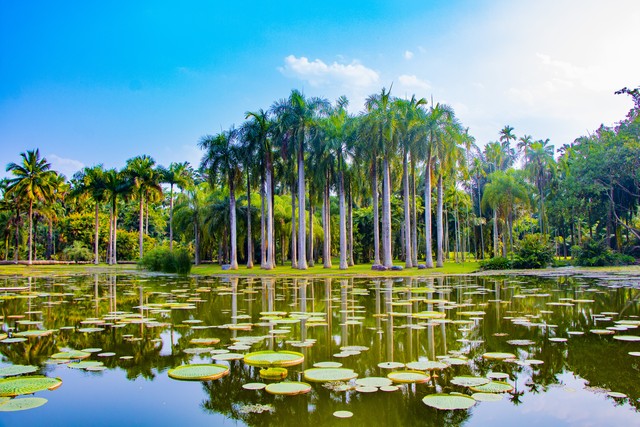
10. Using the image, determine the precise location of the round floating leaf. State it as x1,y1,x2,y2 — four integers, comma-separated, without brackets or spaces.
549,338,568,343
451,376,490,387
260,367,288,380
189,338,220,345
377,362,405,369
97,352,116,357
0,397,47,411
487,372,509,380
1,338,27,344
472,392,503,402
506,340,535,346
244,351,304,367
355,385,377,393
380,385,399,392
387,370,430,384
470,381,514,393
406,361,447,371
14,330,55,338
607,391,627,398
612,335,640,342
304,368,358,382
355,377,392,388
482,352,516,360
0,365,38,377
81,348,102,353
313,361,342,368
213,353,244,361
68,361,104,370
242,382,266,390
629,352,640,357
422,393,476,410
168,364,229,381
333,410,353,418
0,376,62,397
590,329,615,335
51,350,91,360
264,381,311,396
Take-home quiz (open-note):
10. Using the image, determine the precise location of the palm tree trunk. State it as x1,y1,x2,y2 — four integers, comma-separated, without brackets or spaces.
297,145,307,269
339,169,348,270
194,219,200,265
47,218,53,260
425,158,434,268
411,163,418,267
246,171,253,268
266,161,275,269
113,203,118,264
229,179,238,270
477,176,484,259
290,183,297,268
94,202,100,265
372,160,381,265
138,195,144,259
323,178,332,268
382,157,393,268
403,151,412,268
308,202,314,267
348,185,354,267
493,208,499,257
260,181,267,268
28,200,33,265
108,203,113,265
145,196,149,235
436,175,444,267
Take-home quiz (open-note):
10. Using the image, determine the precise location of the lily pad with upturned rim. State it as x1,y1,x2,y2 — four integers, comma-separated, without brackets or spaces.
387,370,430,384
243,350,304,367
0,365,38,377
50,350,91,360
422,393,476,410
472,392,503,402
482,352,516,360
450,376,490,387
470,381,514,393
260,367,288,380
264,381,311,396
304,368,358,382
0,376,62,397
168,364,229,381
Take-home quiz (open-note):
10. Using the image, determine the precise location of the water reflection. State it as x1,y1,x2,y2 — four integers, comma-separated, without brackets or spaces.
0,273,639,426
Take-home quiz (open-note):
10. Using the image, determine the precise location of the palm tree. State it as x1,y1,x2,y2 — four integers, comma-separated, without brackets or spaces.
5,149,56,265
74,165,108,264
270,89,329,269
159,162,193,250
200,129,242,270
174,183,208,265
525,139,555,235
125,155,161,259
104,168,130,264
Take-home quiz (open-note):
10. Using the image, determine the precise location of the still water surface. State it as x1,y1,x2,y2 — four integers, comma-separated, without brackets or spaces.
1,272,639,426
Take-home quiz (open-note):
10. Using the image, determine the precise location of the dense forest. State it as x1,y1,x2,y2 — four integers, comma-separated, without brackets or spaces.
1,87,639,269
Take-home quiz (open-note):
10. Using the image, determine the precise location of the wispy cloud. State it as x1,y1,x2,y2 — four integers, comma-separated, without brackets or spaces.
47,154,84,179
279,55,379,88
404,50,414,60
398,74,431,92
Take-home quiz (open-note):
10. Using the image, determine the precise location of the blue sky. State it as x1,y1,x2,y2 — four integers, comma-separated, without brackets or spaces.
1,1,639,178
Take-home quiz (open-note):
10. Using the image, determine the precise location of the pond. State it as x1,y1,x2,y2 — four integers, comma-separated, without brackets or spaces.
0,271,639,426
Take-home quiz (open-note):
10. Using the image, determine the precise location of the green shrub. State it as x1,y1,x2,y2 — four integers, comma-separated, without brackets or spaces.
512,234,555,269
572,239,635,266
479,257,512,270
139,247,192,274
63,241,93,263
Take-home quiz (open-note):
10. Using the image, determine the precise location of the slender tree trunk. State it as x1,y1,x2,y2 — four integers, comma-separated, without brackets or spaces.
493,208,499,257
348,185,354,266
266,160,275,269
372,160,381,265
290,183,297,268
94,202,100,265
145,197,149,235
138,195,144,259
28,201,33,265
411,162,418,266
339,169,348,270
246,171,253,268
403,151,412,267
169,184,174,250
47,218,53,260
477,176,484,259
229,179,238,270
436,175,444,267
382,157,393,268
425,159,434,268
260,181,267,268
113,203,118,264
323,179,332,268
309,203,315,267
502,220,508,257
194,219,200,265
297,143,307,269
108,203,113,265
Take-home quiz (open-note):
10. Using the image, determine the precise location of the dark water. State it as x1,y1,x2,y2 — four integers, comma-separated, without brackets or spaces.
0,272,639,427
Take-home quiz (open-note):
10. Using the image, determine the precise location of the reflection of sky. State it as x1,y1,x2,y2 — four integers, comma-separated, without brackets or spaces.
0,366,241,427
469,373,639,427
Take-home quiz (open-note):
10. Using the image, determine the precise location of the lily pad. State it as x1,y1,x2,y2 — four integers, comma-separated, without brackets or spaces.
482,352,516,360
0,376,62,397
472,392,503,402
377,362,405,369
0,365,38,377
0,397,48,411
406,361,448,371
470,381,514,393
333,410,353,418
189,338,221,345
213,353,244,361
313,361,342,368
244,350,304,367
304,368,358,382
50,350,91,360
264,381,311,395
168,364,229,381
260,367,288,380
242,382,267,390
450,376,490,387
355,377,393,388
387,370,430,384
612,335,640,342
422,393,476,410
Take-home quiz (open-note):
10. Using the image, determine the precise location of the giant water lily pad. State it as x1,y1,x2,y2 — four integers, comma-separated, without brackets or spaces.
168,364,229,381
482,352,516,360
0,365,38,377
50,350,91,360
0,397,48,411
613,335,640,342
244,350,304,367
422,393,476,410
470,381,514,393
355,377,393,388
450,376,490,387
0,376,62,397
260,367,288,379
189,338,220,345
264,381,311,395
472,392,503,402
304,368,358,382
387,370,430,384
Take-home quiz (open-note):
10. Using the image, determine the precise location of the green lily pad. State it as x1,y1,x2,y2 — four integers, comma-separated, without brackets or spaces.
313,361,342,368
612,335,640,342
168,364,229,381
470,381,514,393
0,397,48,411
50,350,91,360
387,370,430,384
14,330,55,338
264,381,311,395
406,361,448,371
244,350,304,367
377,362,405,369
333,410,353,418
355,385,378,393
68,361,104,370
1,338,27,344
242,382,266,390
355,377,393,388
260,367,288,380
0,376,62,397
189,338,220,345
482,352,516,360
213,353,244,361
0,365,38,377
472,392,504,402
451,376,490,387
304,368,358,382
422,393,476,410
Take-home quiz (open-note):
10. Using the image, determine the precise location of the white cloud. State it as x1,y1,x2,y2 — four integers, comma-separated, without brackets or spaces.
47,154,84,179
404,50,414,60
398,74,431,91
279,55,379,88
